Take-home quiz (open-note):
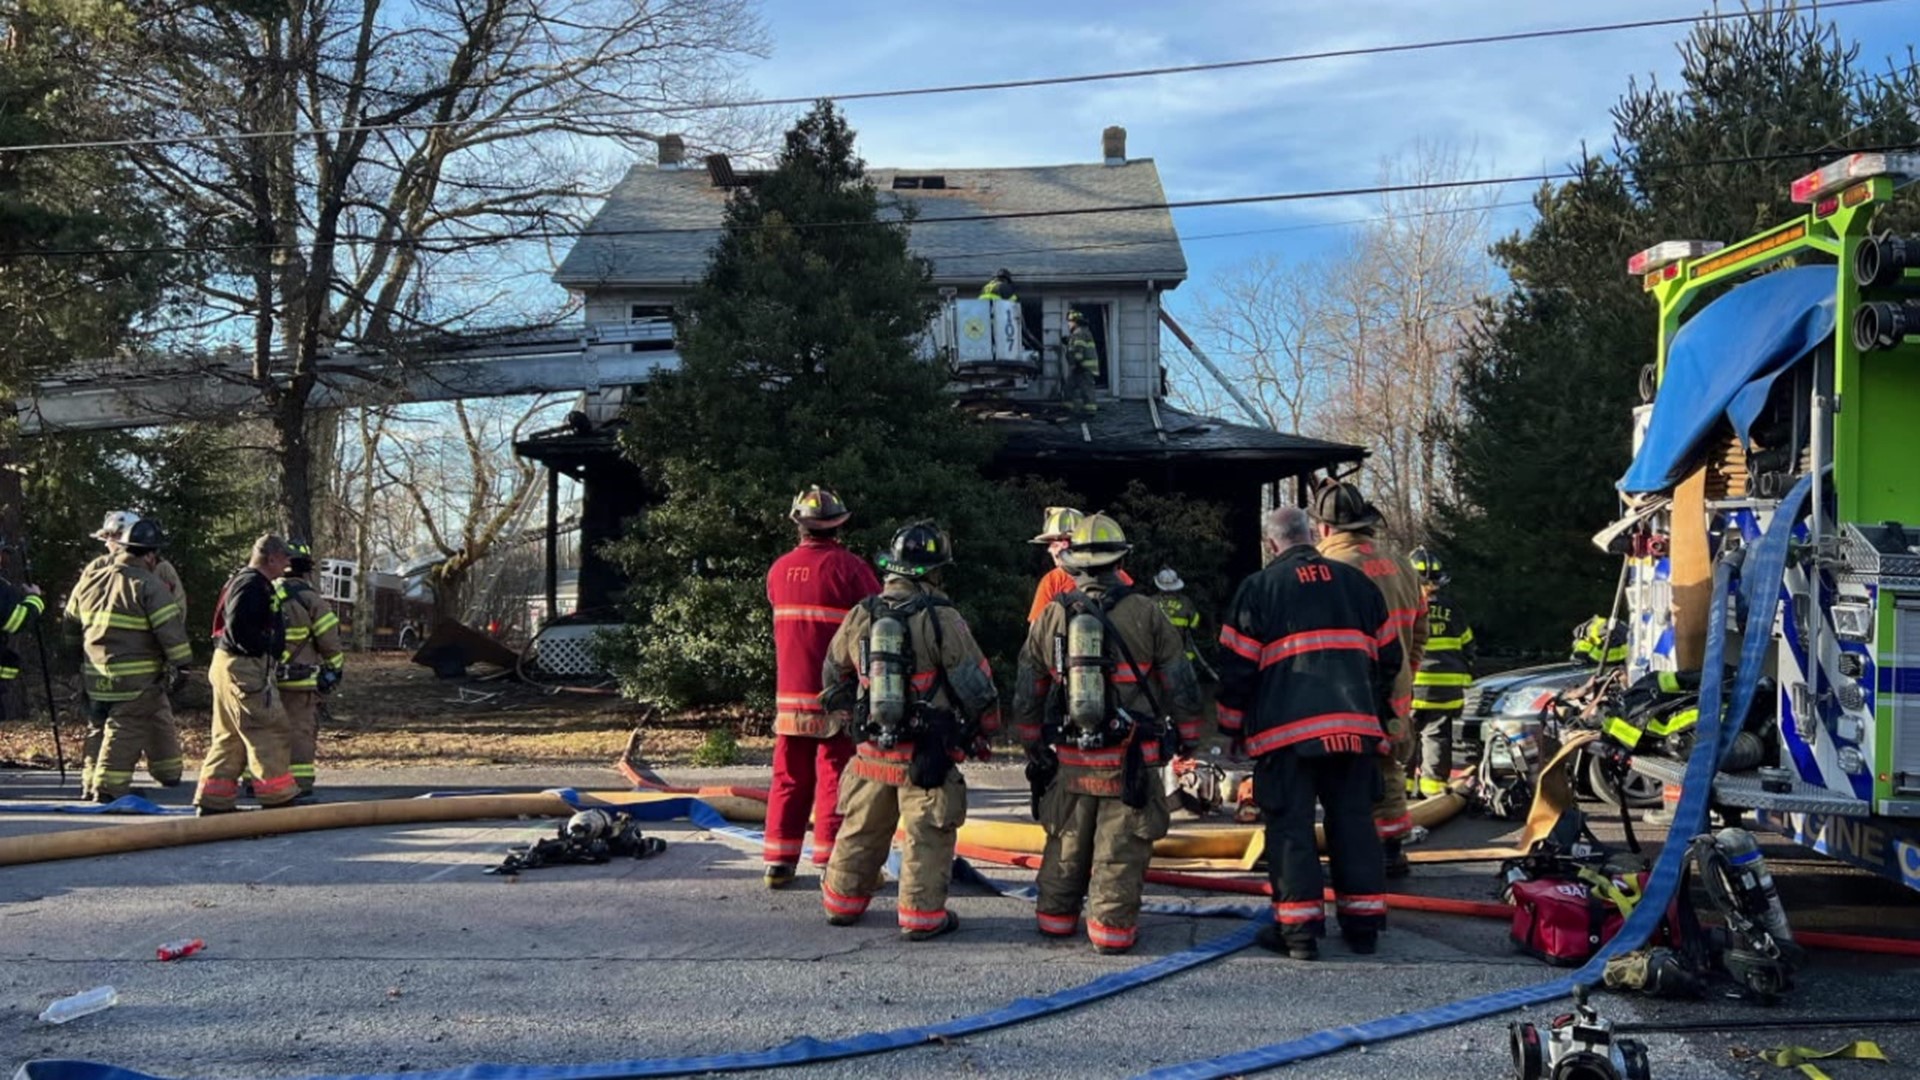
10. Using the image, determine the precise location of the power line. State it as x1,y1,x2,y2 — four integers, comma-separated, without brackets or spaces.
3,0,1905,156
11,140,1912,262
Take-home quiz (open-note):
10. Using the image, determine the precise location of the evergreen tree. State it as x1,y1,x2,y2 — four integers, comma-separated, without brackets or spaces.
604,101,1026,711
1437,9,1920,653
0,7,176,397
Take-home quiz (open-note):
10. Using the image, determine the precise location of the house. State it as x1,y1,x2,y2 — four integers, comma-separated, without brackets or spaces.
518,127,1365,613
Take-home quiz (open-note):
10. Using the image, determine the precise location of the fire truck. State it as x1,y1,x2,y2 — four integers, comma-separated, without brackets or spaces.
1605,153,1920,890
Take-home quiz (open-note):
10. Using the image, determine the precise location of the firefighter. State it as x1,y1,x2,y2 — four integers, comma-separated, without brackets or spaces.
1311,479,1427,877
84,511,186,617
980,268,1017,302
763,485,881,888
277,540,344,796
1218,506,1403,960
1014,514,1201,954
1063,309,1099,415
817,522,999,940
64,518,191,802
0,555,46,716
1151,568,1204,668
194,535,300,815
1409,546,1474,799
1026,507,1134,623
1572,616,1629,666
74,510,186,791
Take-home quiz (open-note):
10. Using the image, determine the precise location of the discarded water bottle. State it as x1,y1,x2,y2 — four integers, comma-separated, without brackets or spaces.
39,986,117,1024
157,937,205,962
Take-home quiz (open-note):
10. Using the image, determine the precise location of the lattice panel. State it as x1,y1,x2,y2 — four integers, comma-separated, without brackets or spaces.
530,623,616,677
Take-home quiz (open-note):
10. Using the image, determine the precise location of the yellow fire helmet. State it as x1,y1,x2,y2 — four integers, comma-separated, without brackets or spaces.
1029,506,1085,545
1059,512,1131,571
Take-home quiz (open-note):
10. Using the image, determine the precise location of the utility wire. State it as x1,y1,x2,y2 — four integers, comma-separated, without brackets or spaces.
1,0,1905,155
9,141,1915,262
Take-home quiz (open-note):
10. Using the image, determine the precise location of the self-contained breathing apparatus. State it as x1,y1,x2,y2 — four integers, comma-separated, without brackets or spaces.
484,809,667,875
852,593,978,789
1684,827,1801,1000
1589,826,1800,1004
1032,588,1181,811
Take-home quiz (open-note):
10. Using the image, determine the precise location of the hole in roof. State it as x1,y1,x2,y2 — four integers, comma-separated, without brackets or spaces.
892,175,947,190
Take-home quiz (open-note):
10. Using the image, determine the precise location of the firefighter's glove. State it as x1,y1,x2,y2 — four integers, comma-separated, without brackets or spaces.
819,677,857,714
969,735,992,762
166,666,190,696
316,667,343,696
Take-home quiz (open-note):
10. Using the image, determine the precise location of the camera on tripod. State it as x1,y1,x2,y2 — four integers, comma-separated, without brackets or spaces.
1510,986,1650,1080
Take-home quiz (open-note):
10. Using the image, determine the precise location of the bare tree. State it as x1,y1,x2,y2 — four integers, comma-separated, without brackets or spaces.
1184,142,1494,546
1183,255,1340,433
65,0,770,542
371,396,567,623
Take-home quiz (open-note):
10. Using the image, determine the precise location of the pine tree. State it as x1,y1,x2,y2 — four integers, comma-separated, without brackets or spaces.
1437,10,1920,653
605,101,1026,710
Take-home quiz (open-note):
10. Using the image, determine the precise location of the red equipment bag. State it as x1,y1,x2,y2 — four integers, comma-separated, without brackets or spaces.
1508,875,1639,966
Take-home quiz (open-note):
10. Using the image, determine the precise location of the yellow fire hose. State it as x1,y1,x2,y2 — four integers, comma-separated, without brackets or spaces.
0,772,1483,871
0,790,770,868
953,791,1468,867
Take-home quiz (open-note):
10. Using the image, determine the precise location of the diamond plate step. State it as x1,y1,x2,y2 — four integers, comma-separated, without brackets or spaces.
1629,754,1869,814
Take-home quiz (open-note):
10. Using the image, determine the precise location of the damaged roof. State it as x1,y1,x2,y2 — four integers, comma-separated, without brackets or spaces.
554,161,1188,290
991,400,1365,471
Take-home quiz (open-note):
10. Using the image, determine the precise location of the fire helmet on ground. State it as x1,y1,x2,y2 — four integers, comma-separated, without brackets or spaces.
789,485,851,529
878,521,952,578
1059,513,1131,571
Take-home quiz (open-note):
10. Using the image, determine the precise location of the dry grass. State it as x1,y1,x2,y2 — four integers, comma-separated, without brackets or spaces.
0,654,775,772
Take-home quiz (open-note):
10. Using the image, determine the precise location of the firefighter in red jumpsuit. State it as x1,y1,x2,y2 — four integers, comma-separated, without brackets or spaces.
763,486,882,888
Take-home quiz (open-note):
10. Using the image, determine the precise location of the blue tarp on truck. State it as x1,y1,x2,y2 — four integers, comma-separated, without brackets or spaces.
1619,264,1836,494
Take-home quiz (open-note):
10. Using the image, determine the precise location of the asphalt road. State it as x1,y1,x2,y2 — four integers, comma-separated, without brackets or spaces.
3,764,1918,1080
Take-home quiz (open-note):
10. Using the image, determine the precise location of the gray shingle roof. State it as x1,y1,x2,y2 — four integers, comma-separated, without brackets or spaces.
554,160,1188,290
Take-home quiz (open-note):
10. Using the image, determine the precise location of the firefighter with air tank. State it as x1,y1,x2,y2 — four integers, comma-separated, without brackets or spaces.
817,521,1000,941
1015,513,1201,954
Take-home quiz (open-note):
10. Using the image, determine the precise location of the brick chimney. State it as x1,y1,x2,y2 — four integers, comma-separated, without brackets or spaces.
1102,126,1127,165
656,134,685,168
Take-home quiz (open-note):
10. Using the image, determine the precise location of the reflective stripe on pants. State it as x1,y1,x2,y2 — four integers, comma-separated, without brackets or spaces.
195,651,296,811
283,688,319,793
766,732,855,867
821,764,967,929
1034,766,1170,949
93,682,181,798
1254,749,1385,944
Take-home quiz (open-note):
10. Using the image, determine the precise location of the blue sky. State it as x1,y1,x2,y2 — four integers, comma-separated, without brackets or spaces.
739,0,1913,302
